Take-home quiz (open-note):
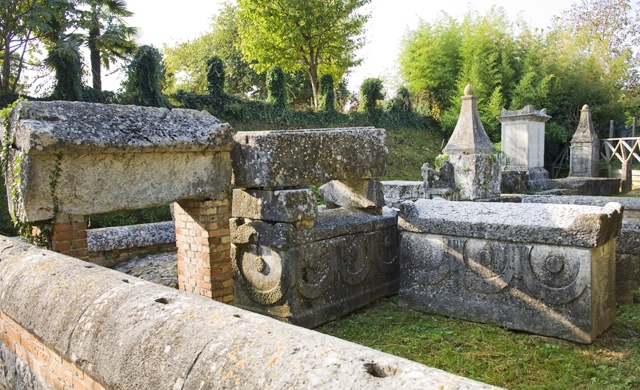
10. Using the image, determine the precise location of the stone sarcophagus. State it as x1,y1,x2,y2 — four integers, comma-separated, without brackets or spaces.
398,199,623,344
231,208,399,327
1,101,233,222
231,127,398,328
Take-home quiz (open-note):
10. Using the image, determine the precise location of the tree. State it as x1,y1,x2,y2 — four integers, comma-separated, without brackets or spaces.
80,0,137,91
0,0,75,94
123,45,168,107
46,37,84,101
164,2,264,97
236,0,370,108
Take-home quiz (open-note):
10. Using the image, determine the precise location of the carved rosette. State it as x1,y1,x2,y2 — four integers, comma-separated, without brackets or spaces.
337,236,371,285
290,242,334,300
233,244,289,305
522,246,589,305
372,229,400,275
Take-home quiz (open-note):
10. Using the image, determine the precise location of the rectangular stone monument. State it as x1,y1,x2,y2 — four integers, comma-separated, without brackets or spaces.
398,199,622,343
442,85,502,200
570,105,600,178
2,101,233,222
231,208,399,328
231,127,397,328
1,100,235,302
497,105,553,192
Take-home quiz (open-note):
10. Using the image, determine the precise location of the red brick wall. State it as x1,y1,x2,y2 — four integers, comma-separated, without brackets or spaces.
173,195,233,304
1,311,106,390
51,215,89,261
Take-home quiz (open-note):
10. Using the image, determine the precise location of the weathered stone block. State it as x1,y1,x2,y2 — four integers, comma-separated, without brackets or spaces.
381,181,425,208
319,179,384,212
2,101,233,222
398,199,621,343
447,154,502,200
232,208,399,328
231,128,387,188
232,188,317,223
87,221,176,252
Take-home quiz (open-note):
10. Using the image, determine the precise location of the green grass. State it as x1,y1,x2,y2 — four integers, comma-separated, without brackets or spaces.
383,128,445,181
317,296,640,389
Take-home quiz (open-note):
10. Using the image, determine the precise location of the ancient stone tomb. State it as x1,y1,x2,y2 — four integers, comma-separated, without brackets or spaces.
230,128,399,328
398,199,622,344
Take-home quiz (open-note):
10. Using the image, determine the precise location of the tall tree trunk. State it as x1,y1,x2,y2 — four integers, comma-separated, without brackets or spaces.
2,41,11,94
89,26,101,91
12,31,31,94
309,62,318,109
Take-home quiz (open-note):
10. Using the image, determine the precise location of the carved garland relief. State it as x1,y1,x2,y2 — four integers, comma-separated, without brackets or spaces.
402,234,589,305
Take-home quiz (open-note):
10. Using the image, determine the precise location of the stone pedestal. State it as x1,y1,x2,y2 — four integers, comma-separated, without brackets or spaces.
442,85,502,200
569,105,600,178
498,106,553,192
381,181,425,208
447,154,501,200
398,199,622,343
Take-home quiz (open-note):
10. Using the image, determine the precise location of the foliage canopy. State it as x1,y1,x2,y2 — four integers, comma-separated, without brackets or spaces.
236,0,370,108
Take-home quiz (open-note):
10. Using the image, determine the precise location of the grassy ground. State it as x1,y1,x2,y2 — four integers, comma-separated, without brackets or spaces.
383,128,446,181
318,297,640,389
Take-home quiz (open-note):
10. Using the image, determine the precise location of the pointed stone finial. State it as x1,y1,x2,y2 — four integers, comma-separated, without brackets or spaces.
464,84,474,96
572,104,597,142
443,84,494,155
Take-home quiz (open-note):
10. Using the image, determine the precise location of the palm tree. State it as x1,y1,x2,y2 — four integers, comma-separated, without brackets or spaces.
81,0,137,90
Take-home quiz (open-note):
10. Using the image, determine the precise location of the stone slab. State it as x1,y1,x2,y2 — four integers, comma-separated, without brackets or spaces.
0,236,498,389
232,188,317,223
522,195,640,216
319,179,384,211
3,101,234,222
233,225,400,328
381,181,425,208
231,128,387,188
398,199,623,248
231,207,397,248
398,233,616,343
87,221,176,252
4,101,233,154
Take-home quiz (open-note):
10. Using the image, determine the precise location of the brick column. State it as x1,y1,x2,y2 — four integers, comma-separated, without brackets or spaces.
49,215,89,261
173,194,233,304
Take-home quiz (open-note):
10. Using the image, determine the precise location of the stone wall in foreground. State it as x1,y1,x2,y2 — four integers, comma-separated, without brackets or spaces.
0,236,498,390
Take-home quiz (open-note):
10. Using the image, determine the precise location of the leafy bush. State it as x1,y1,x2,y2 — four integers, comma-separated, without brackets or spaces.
319,74,336,112
266,66,287,111
360,78,384,119
122,45,169,108
207,56,226,114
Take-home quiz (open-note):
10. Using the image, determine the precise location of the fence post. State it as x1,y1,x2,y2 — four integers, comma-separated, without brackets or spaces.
606,120,614,177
